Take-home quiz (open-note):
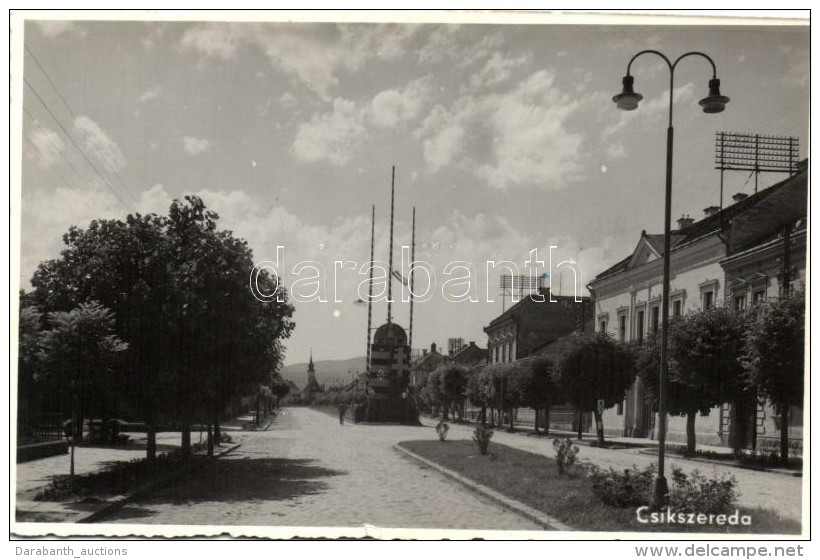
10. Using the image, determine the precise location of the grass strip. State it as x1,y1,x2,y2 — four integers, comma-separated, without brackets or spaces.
400,439,800,534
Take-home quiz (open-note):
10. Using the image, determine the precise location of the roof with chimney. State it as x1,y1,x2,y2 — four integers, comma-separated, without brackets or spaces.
592,162,808,283
410,343,448,372
450,341,487,367
484,288,593,360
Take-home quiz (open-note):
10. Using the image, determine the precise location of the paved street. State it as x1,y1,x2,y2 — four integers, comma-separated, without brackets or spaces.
105,407,543,531
100,407,802,531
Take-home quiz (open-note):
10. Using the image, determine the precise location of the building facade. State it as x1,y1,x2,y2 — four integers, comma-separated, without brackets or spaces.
588,166,807,448
484,288,592,364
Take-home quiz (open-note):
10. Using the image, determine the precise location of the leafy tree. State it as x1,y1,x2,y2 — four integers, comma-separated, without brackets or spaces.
270,374,291,409
638,329,715,456
37,301,127,477
743,291,805,464
666,306,749,453
466,366,493,424
25,196,295,460
17,304,44,423
439,365,469,421
421,370,443,417
557,333,635,445
522,356,563,435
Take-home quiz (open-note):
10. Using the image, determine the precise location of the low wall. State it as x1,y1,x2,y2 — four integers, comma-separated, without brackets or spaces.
17,440,69,463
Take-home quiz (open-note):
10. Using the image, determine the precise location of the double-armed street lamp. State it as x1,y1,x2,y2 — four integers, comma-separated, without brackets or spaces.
612,50,729,508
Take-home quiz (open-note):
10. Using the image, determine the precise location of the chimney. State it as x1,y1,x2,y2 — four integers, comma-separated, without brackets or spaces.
703,205,720,217
431,342,437,354
677,214,694,229
469,341,476,347
422,349,428,356
732,192,749,203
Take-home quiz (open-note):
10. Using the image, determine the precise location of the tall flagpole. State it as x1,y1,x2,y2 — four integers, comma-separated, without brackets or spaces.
366,204,375,373
408,206,416,354
387,165,395,325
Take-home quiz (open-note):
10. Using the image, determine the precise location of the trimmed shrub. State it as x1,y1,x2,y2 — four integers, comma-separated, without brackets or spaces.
670,467,738,514
472,424,494,455
435,420,449,442
552,437,580,475
588,464,656,507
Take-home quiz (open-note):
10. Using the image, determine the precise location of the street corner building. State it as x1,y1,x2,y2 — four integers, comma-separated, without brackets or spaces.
587,163,807,450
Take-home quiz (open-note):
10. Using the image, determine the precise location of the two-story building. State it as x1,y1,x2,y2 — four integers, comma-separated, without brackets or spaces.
588,165,807,449
484,288,592,364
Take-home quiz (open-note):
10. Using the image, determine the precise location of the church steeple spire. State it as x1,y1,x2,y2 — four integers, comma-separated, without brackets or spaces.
308,348,314,372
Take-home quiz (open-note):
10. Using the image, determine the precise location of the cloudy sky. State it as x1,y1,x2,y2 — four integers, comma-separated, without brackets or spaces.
14,13,808,367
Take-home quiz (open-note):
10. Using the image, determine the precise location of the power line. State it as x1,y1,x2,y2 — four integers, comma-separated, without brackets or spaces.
23,106,89,188
23,133,82,192
24,77,134,211
24,44,141,206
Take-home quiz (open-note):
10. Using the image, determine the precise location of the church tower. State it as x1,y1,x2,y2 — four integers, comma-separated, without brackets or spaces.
302,349,322,401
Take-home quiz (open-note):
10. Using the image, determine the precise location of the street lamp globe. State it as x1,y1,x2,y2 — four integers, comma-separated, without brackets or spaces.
612,75,643,111
699,78,730,113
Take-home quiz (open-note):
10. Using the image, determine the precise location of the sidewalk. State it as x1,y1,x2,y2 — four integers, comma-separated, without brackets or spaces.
14,411,274,524
419,416,803,522
426,415,801,476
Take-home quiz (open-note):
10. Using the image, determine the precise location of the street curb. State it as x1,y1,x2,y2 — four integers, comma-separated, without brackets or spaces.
636,448,803,478
75,443,242,524
393,443,573,532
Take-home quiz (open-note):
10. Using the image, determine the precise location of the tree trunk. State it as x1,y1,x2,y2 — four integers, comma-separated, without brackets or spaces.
576,406,583,441
544,406,551,436
508,408,515,432
206,424,214,457
533,408,540,434
181,424,191,457
686,411,697,456
480,406,486,425
780,403,790,466
213,413,221,446
146,422,157,462
442,400,449,420
593,409,604,445
729,397,747,454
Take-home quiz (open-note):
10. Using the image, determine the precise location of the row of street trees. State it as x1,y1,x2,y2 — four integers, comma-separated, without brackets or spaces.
417,292,804,463
17,196,296,460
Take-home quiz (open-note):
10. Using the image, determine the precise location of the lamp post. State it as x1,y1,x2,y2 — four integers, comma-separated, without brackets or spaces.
613,50,728,508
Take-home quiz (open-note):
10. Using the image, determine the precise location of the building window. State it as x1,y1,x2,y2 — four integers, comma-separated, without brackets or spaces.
752,288,766,305
702,290,714,310
501,344,507,363
650,306,660,334
699,280,719,310
618,314,627,341
672,299,682,317
636,310,645,343
734,294,747,311
494,346,500,363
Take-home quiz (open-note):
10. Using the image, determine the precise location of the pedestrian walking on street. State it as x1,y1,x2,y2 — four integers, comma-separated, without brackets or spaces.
338,402,347,425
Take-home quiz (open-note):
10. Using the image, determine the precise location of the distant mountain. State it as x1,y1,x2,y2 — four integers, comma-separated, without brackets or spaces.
280,356,367,390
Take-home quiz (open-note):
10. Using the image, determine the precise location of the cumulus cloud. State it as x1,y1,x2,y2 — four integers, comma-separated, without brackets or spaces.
182,136,211,156
180,23,243,60
418,25,504,68
600,83,695,160
180,23,420,100
416,70,585,189
138,85,162,103
27,126,65,168
292,98,367,166
73,115,126,172
369,77,432,129
466,51,529,92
